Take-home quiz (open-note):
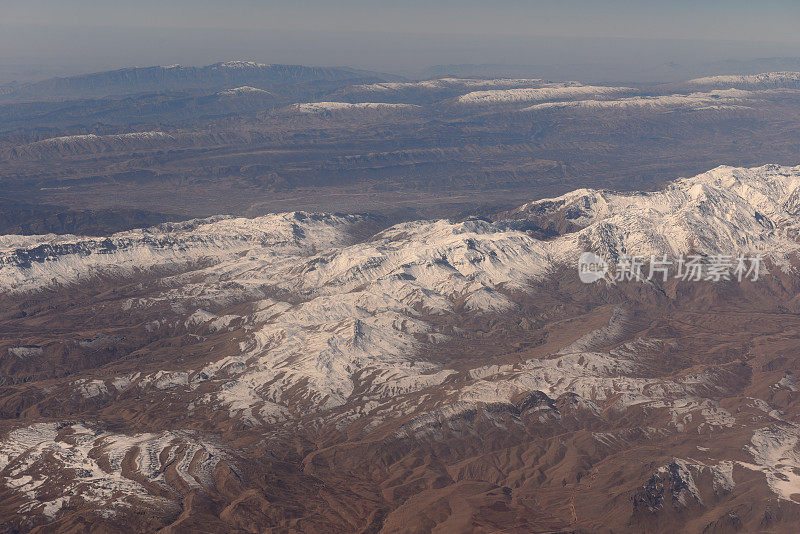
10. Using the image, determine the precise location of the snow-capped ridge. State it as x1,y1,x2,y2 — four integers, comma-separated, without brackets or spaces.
0,422,231,519
4,164,800,428
0,211,366,294
512,164,800,262
348,78,543,93
688,72,800,88
458,83,635,105
211,60,271,69
522,89,752,113
217,86,273,96
292,101,420,113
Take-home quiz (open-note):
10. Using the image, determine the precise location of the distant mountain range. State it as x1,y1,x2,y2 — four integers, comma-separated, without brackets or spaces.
0,61,395,102
9,56,800,106
422,57,800,83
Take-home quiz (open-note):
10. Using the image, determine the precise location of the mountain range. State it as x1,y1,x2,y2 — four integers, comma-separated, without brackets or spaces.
0,61,393,102
2,164,800,532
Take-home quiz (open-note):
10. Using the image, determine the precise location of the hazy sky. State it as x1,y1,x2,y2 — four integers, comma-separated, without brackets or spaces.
3,1,800,80
6,0,800,41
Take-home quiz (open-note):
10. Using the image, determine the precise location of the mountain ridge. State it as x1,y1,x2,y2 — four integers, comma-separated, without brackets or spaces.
3,164,800,531
3,164,799,294
0,61,396,102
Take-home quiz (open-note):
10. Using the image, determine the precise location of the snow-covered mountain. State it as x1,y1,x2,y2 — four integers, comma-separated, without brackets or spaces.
4,164,800,295
3,164,800,530
291,101,421,114
511,164,800,262
0,211,366,294
7,132,174,159
522,89,752,112
0,164,798,421
346,77,544,94
687,72,800,89
457,83,635,105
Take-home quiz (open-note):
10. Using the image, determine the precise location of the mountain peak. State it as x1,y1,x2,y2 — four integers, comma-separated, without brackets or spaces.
211,60,271,69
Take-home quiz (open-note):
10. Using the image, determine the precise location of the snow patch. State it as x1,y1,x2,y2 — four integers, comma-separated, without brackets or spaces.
0,422,231,519
458,83,634,104
7,346,43,358
741,424,800,501
292,102,419,113
522,89,752,112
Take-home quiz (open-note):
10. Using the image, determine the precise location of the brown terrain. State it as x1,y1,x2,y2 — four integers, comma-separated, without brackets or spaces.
2,265,800,532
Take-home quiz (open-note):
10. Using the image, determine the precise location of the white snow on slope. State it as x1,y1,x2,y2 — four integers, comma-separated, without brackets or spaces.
514,164,800,263
292,102,419,113
0,422,231,519
458,338,728,413
286,218,552,297
648,458,734,507
36,132,170,144
349,78,543,93
7,131,176,159
19,131,171,150
0,211,364,294
740,424,800,501
396,331,741,441
201,162,800,426
556,306,630,355
522,89,752,112
457,83,634,105
688,72,800,88
7,346,44,358
662,460,703,506
8,164,798,296
5,165,800,426
211,60,270,69
0,234,71,252
193,218,553,420
217,86,272,96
